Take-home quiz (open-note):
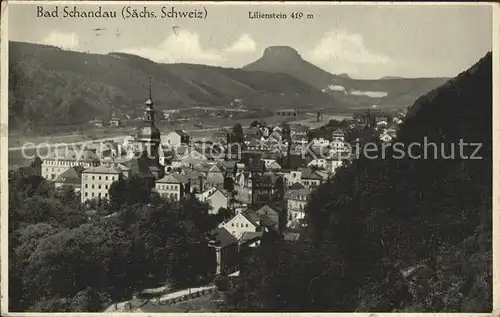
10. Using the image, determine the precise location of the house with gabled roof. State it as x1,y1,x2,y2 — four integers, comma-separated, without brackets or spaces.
222,209,262,239
255,205,280,230
197,187,230,214
218,160,238,176
161,130,190,148
207,164,225,187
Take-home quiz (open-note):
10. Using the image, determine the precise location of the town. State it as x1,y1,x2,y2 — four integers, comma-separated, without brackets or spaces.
13,86,408,311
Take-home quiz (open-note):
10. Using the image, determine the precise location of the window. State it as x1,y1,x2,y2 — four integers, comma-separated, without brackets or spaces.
246,224,249,228
99,176,102,180
85,192,88,197
105,176,108,180
85,184,88,188
92,185,95,189
91,192,95,197
92,176,95,180
98,193,101,197
231,223,234,227
105,185,108,189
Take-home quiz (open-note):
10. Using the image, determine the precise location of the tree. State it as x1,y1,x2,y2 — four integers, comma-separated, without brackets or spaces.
232,123,244,144
216,207,233,222
108,174,154,210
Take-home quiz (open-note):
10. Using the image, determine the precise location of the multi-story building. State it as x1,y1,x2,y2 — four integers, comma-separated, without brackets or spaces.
284,187,311,228
81,165,122,202
155,173,189,201
42,147,100,181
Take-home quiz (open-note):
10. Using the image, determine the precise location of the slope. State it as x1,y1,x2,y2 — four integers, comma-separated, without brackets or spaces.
9,41,344,132
222,52,492,312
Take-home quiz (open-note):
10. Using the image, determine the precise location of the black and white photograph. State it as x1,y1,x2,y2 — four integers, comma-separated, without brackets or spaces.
3,1,496,314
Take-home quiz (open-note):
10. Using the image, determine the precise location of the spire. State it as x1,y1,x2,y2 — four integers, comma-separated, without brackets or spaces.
144,78,155,124
145,77,153,106
148,76,152,100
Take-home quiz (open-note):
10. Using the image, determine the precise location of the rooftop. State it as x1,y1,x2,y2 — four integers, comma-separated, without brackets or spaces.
55,166,85,184
83,165,120,175
209,227,238,248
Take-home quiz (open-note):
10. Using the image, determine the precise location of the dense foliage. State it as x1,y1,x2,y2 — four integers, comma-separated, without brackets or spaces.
9,171,219,312
222,53,492,312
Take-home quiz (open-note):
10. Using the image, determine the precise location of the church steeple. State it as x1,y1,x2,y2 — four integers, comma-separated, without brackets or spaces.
136,77,163,180
144,77,155,125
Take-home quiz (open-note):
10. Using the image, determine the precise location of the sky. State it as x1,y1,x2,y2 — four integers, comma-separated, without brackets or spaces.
9,2,493,79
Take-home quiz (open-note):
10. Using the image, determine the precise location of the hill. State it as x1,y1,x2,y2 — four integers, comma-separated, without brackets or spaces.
223,52,492,312
243,46,449,110
9,41,344,132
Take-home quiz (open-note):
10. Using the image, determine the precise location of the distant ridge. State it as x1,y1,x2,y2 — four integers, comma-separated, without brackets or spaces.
9,41,347,132
243,46,450,110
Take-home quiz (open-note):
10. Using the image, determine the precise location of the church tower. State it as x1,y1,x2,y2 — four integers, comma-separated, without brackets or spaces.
136,79,164,179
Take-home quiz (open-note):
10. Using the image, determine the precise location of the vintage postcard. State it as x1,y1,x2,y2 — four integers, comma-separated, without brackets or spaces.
1,0,498,315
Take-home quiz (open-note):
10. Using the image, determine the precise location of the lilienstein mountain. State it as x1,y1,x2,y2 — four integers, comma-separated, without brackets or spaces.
9,41,447,131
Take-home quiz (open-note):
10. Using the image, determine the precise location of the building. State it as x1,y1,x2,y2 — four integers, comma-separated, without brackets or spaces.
54,166,85,191
81,165,122,202
155,173,188,201
300,168,323,188
331,129,345,141
109,117,121,127
197,187,230,214
184,169,206,193
222,209,262,239
239,231,263,248
208,227,239,275
42,147,100,181
251,173,274,207
135,88,165,180
90,119,104,127
326,154,344,174
255,205,280,230
162,130,190,148
276,109,298,117
212,128,231,145
330,139,348,153
178,149,208,168
206,164,225,188
284,187,311,228
312,137,330,147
